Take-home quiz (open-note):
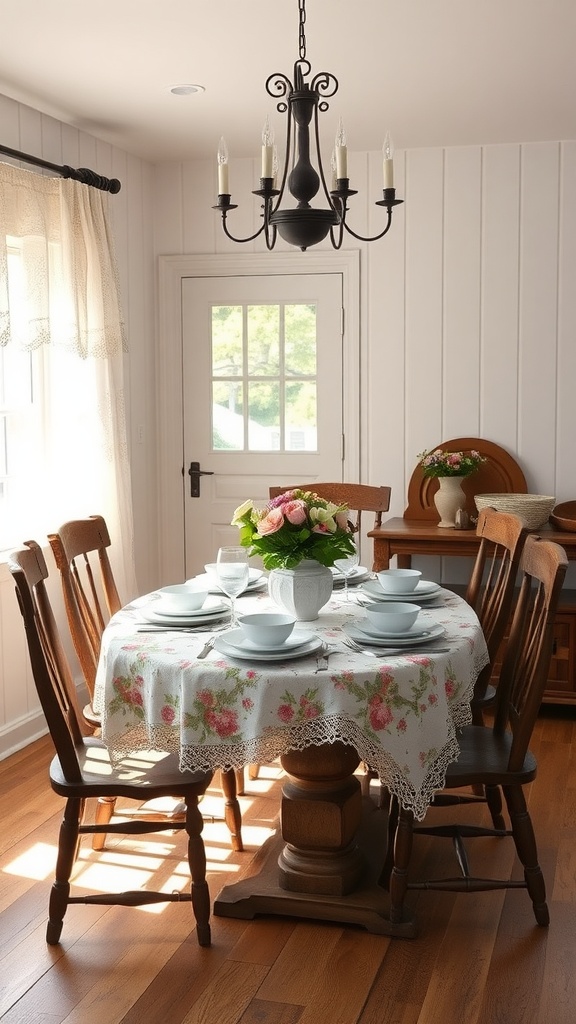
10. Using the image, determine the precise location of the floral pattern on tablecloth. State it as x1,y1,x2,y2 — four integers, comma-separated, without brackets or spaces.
94,586,489,820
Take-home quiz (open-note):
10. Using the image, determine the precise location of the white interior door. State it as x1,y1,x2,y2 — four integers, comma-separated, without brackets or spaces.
182,273,345,577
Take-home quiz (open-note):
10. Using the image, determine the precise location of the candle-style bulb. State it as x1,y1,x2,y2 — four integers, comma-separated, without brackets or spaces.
335,118,348,180
217,136,229,195
261,117,275,178
262,116,274,148
382,132,394,189
218,136,228,165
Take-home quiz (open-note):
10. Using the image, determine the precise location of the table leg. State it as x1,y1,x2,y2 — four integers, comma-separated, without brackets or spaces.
396,554,413,569
371,538,392,573
214,742,417,937
220,768,243,852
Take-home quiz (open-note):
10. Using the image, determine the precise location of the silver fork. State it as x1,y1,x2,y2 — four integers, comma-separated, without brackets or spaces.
342,636,450,658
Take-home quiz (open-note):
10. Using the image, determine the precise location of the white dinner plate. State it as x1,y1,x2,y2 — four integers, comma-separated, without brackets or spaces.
153,596,228,618
214,631,323,662
217,627,314,655
361,579,441,603
344,622,446,647
141,606,230,627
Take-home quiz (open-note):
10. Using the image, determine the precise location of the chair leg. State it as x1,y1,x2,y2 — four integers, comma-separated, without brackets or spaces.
248,763,260,780
185,797,211,947
485,784,506,830
220,768,243,852
92,795,117,850
503,784,549,926
234,768,245,796
388,804,414,925
47,797,82,945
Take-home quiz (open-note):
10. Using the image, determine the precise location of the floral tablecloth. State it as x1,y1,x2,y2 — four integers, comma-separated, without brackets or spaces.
94,585,489,820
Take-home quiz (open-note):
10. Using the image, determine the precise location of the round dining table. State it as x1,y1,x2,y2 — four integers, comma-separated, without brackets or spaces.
94,575,489,936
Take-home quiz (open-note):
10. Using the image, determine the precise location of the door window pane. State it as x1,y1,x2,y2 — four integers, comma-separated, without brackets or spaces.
247,305,279,375
211,302,318,452
248,381,280,450
285,304,317,375
285,381,317,451
212,306,243,376
212,380,243,450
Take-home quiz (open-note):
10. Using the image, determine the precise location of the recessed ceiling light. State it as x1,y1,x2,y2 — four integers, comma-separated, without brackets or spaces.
170,84,205,95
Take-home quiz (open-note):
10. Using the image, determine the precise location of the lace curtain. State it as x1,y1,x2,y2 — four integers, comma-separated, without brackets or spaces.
0,161,137,599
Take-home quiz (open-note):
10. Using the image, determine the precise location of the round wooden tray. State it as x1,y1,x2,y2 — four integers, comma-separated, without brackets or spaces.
551,500,576,532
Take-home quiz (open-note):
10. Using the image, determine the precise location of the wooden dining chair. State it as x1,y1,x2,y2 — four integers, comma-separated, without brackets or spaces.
462,505,531,724
8,541,214,948
382,534,568,929
48,515,244,854
47,515,121,729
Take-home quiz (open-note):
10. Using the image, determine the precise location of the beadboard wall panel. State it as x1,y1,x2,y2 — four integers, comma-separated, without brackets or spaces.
557,142,576,491
480,144,521,454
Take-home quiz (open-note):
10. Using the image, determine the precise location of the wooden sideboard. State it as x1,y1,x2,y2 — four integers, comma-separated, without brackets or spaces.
368,519,576,705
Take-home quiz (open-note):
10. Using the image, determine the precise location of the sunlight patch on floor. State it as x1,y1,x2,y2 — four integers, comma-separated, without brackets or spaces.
3,842,56,880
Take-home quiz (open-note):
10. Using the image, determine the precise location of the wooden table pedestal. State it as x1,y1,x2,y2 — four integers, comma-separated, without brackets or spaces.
213,742,417,937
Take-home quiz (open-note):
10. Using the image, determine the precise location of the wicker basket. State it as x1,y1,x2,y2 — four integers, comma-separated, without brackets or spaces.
474,493,555,530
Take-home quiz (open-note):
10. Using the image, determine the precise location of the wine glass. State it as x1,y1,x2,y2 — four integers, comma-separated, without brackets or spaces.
333,544,360,601
216,546,250,625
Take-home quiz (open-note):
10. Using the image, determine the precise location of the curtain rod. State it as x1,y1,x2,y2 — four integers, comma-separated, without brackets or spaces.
0,143,121,193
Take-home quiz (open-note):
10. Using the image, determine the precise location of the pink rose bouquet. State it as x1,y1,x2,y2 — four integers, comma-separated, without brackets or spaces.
231,489,356,570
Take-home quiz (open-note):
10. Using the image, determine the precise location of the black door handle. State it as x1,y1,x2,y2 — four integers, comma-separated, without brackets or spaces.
188,461,214,497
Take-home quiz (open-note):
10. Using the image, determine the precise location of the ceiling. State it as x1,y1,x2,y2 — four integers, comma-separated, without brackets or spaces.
1,1,575,164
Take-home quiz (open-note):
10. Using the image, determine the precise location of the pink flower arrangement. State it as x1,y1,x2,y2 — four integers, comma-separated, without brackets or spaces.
417,448,486,478
231,489,356,570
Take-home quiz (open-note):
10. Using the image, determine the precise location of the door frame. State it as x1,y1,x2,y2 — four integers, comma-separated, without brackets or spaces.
157,251,360,584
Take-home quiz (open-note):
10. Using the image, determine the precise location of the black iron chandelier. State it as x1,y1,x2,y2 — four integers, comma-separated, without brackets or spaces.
213,0,403,251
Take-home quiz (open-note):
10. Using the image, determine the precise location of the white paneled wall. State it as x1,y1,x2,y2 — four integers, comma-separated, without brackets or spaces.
1,85,575,755
0,93,156,757
153,139,576,592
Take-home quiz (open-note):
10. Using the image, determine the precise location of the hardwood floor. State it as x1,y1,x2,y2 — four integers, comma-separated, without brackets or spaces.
1,706,575,1024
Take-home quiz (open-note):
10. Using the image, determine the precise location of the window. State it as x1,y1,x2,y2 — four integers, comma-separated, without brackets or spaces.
211,303,318,452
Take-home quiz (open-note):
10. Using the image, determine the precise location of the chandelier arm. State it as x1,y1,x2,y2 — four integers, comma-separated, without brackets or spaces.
340,206,394,243
329,222,345,250
220,213,268,245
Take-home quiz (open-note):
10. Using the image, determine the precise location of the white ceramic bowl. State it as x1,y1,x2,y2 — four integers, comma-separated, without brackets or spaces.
376,568,422,594
157,584,208,613
363,601,420,634
238,612,296,647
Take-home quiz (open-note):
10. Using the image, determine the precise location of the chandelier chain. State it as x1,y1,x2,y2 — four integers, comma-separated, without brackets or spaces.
298,0,307,60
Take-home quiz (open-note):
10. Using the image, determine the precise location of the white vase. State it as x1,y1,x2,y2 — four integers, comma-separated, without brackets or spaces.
434,475,466,528
268,559,334,621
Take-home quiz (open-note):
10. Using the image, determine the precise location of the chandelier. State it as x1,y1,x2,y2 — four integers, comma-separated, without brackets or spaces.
213,0,403,251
